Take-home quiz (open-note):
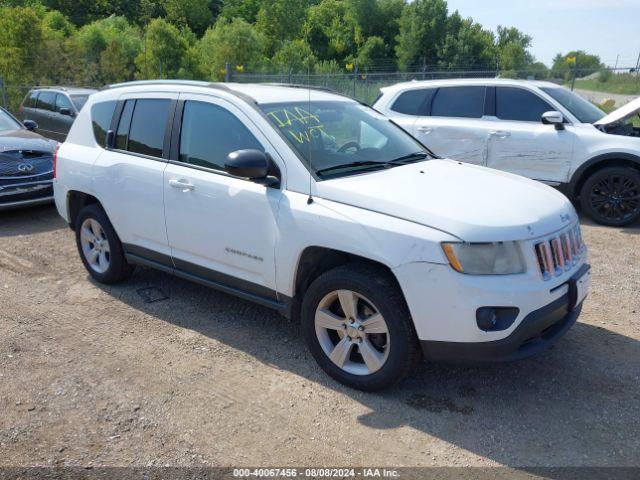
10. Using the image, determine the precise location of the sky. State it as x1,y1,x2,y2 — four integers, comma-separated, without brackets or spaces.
445,0,640,68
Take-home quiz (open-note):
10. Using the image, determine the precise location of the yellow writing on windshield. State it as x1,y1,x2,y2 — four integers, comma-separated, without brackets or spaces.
267,107,326,145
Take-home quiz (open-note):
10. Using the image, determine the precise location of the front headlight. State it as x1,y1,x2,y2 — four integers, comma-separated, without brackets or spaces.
442,242,525,275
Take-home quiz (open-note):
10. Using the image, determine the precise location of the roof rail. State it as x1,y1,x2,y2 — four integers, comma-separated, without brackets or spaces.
102,80,231,91
259,83,339,95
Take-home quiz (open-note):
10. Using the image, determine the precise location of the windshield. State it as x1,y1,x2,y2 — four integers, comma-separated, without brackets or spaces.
259,101,428,177
541,87,605,124
71,95,89,110
0,109,22,132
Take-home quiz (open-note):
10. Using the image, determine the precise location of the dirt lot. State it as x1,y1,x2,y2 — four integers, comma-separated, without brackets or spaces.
1,205,639,469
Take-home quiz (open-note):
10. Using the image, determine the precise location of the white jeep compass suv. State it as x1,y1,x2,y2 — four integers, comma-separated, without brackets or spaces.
375,78,640,227
53,80,590,390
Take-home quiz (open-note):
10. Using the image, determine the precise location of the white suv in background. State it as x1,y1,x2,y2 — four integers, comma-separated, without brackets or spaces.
54,80,589,390
375,79,640,226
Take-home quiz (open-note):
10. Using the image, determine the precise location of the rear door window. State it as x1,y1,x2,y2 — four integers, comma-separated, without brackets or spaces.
390,88,436,115
115,100,135,150
496,87,553,122
126,99,171,158
431,86,486,118
36,91,56,111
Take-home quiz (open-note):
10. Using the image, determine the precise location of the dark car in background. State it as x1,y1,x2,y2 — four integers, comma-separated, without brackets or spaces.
0,107,57,210
18,87,96,142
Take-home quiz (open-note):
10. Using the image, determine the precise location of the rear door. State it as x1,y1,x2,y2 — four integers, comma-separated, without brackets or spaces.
51,93,76,141
92,93,177,260
485,86,575,183
19,90,39,123
163,93,283,298
33,90,56,137
412,85,494,166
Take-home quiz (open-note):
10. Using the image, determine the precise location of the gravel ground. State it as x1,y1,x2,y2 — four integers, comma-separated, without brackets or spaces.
0,205,639,469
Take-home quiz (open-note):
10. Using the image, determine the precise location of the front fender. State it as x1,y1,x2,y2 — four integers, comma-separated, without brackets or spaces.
275,191,457,297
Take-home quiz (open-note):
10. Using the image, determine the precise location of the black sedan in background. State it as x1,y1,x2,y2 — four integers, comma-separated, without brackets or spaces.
0,107,57,211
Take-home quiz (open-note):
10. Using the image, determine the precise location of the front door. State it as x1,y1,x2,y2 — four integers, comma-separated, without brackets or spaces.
163,94,283,298
486,86,575,183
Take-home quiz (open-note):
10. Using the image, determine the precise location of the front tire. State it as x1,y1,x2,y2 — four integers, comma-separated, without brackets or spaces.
75,204,135,284
580,166,640,226
301,264,421,391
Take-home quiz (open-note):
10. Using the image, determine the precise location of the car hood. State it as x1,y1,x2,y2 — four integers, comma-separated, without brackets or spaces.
314,159,577,242
0,129,56,153
593,96,640,126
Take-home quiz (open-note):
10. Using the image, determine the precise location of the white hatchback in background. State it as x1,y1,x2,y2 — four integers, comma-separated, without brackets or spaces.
54,80,589,390
375,79,640,226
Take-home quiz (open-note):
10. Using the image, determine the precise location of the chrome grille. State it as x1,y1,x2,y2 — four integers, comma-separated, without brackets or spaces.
534,225,585,280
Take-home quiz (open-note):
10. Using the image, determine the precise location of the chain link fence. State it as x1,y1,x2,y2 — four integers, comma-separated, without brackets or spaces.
1,66,638,114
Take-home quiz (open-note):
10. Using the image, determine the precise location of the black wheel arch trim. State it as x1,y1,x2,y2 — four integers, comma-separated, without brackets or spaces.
569,152,640,198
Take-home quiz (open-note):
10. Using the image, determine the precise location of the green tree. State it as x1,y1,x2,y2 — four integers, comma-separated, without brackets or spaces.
438,12,495,70
197,17,265,79
306,0,359,62
256,0,307,55
76,16,142,84
135,18,196,79
0,6,43,85
218,0,262,23
163,0,214,36
272,39,316,73
551,50,603,80
395,0,448,70
354,36,386,70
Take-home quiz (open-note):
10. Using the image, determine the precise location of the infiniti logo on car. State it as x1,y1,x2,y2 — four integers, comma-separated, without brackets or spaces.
17,163,34,173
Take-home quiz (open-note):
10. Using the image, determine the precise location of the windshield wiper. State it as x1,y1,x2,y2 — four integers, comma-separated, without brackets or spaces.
387,152,429,165
316,152,430,176
316,161,392,176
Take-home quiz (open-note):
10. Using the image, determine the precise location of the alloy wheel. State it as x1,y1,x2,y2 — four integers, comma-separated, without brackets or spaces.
314,289,390,376
589,173,640,223
79,218,111,274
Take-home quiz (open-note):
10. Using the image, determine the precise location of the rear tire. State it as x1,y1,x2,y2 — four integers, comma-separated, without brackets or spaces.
301,263,421,391
580,166,640,226
75,204,135,284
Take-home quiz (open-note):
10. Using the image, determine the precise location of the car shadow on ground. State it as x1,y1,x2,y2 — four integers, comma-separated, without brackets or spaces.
0,204,65,237
578,214,640,235
94,266,640,469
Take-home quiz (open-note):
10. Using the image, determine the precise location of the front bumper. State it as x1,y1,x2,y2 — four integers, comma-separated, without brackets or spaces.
0,181,53,210
421,293,581,362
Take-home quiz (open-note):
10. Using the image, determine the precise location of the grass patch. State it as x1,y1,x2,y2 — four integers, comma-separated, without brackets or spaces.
569,73,640,95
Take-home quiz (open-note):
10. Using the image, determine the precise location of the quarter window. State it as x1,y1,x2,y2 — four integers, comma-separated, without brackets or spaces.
179,101,262,171
390,88,436,115
25,91,39,108
36,91,56,111
91,100,117,147
431,86,485,118
496,87,553,122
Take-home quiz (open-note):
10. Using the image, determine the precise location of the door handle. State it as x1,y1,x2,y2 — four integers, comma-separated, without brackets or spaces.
417,126,433,134
168,178,195,192
489,130,511,139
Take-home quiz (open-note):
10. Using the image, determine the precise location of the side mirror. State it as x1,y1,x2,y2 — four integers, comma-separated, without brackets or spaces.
59,107,73,116
23,119,37,131
224,149,280,187
541,111,565,130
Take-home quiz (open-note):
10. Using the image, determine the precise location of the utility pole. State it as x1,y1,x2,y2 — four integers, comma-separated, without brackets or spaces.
614,54,619,71
635,49,640,73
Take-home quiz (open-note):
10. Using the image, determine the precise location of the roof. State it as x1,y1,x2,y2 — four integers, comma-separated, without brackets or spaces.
379,78,562,94
102,80,354,104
